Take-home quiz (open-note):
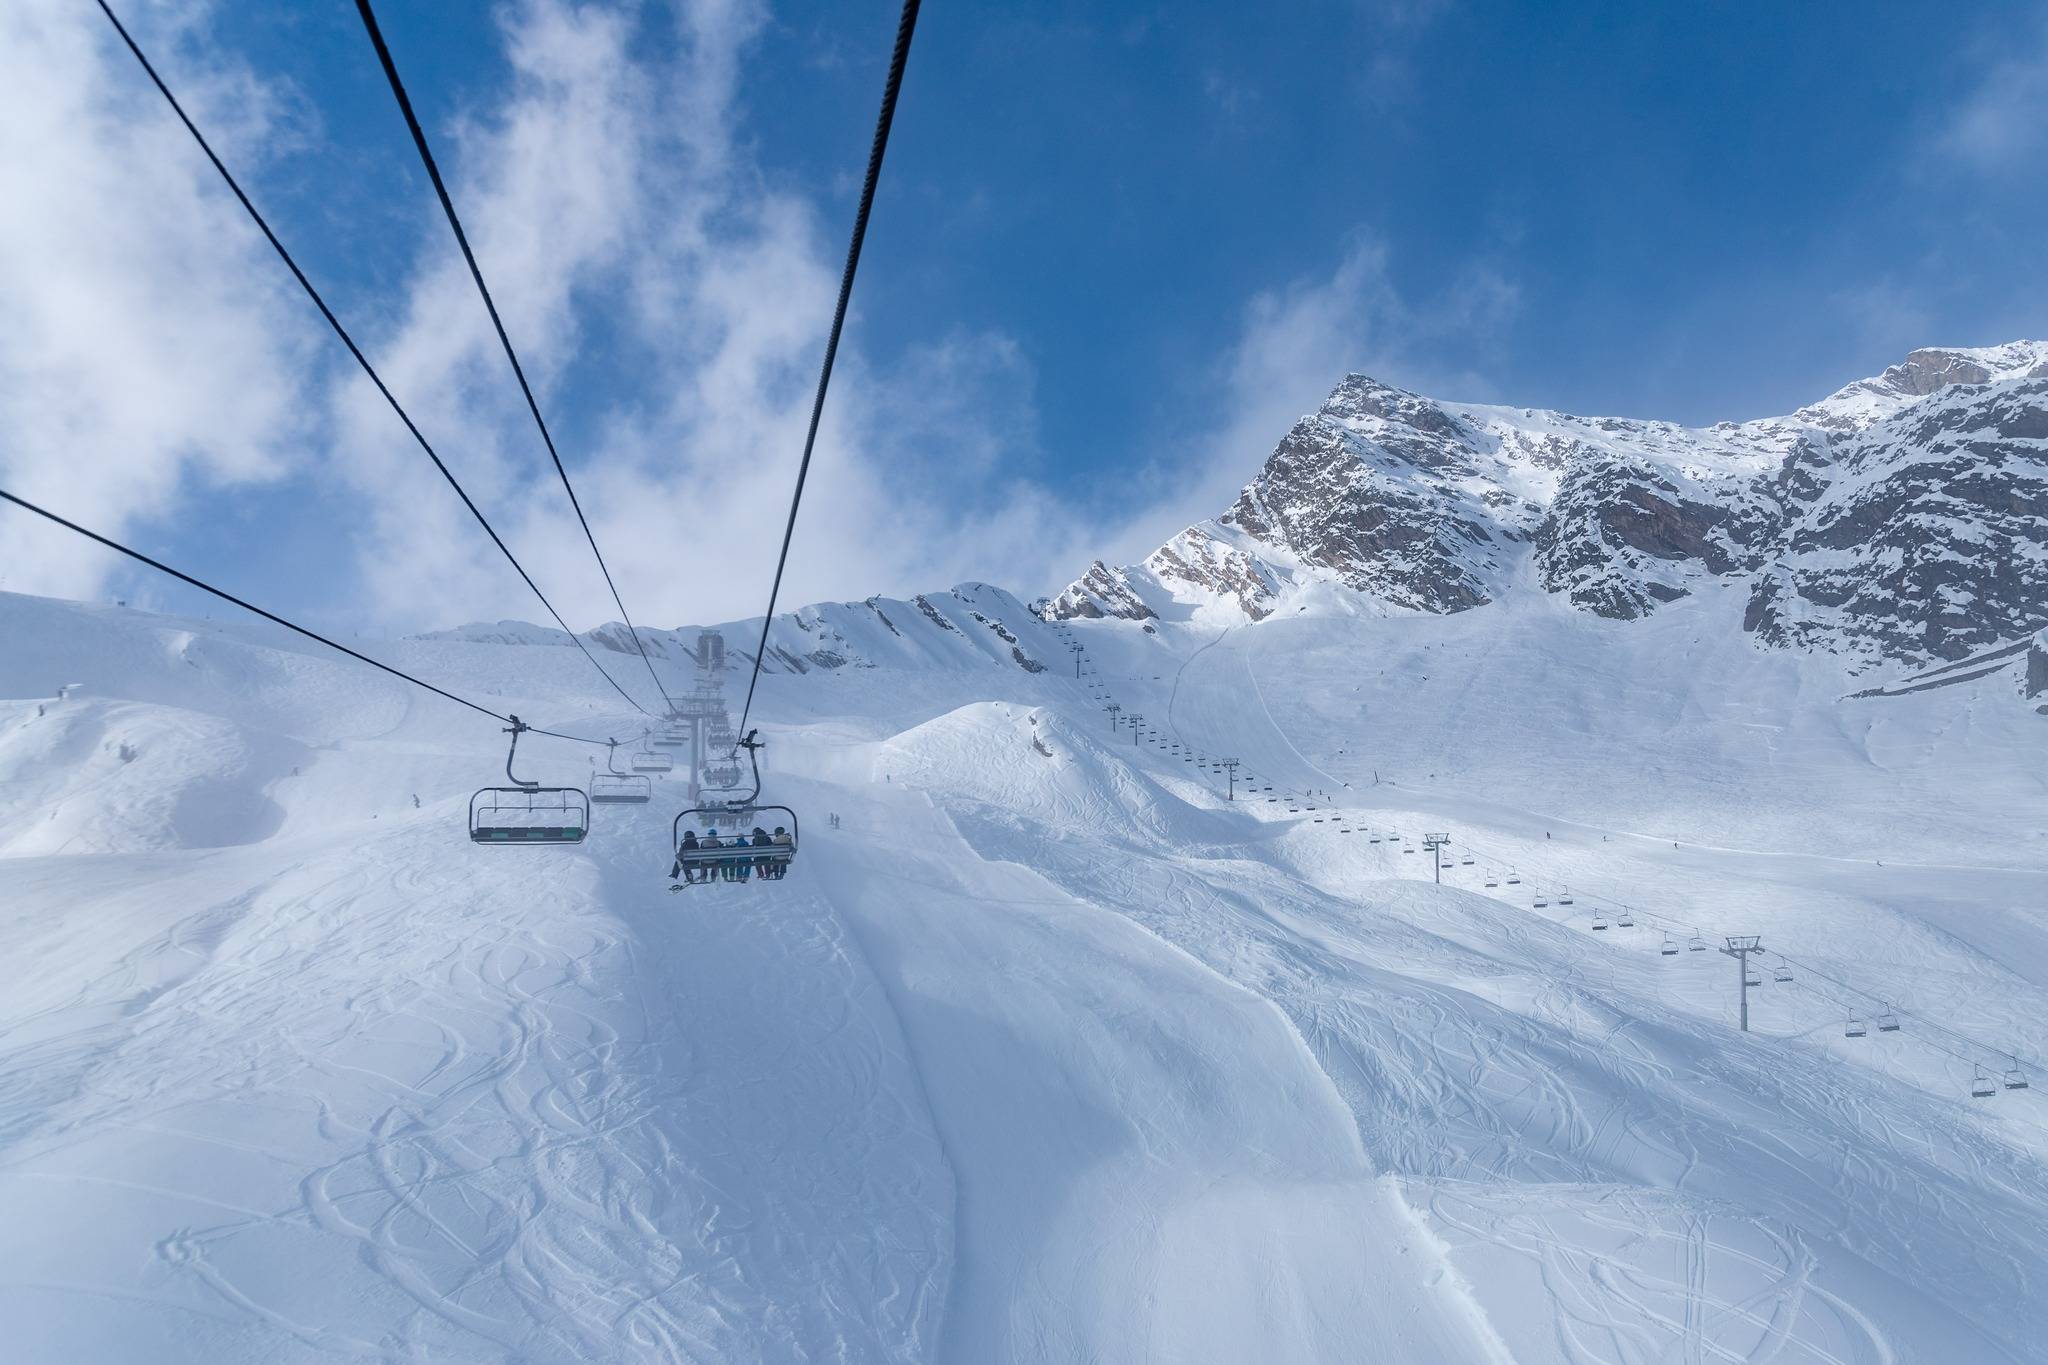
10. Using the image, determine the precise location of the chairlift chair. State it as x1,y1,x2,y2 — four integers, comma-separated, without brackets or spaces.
1591,912,1608,931
2005,1061,2029,1090
1972,1066,1998,1099
1617,908,1635,927
1460,854,1474,866
1558,888,1574,906
1773,960,1792,983
1533,891,1549,907
1660,933,1678,956
1506,870,1520,884
591,773,651,804
469,718,589,845
631,743,674,773
590,740,652,804
1845,1014,1867,1038
1745,968,1763,987
1877,1006,1901,1033
1483,870,1497,886
669,732,798,887
1688,930,1706,951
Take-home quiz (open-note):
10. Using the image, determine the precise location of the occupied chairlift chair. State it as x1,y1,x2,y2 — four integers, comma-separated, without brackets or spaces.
469,717,589,845
670,731,798,889
591,740,653,804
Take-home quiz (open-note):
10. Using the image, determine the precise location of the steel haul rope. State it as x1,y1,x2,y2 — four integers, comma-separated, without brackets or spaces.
732,0,923,747
93,0,655,720
352,0,678,718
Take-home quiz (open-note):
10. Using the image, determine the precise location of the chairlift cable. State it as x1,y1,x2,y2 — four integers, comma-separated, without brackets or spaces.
732,0,922,747
352,0,678,718
93,0,654,720
0,489,606,752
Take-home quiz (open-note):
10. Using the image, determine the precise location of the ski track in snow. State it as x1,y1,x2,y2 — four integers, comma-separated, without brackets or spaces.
2,586,2046,1362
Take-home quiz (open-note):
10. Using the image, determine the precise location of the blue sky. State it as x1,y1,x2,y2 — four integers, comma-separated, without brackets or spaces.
3,0,2045,632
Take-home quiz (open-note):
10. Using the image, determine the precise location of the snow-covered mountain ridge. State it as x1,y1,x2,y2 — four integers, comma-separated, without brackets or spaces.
1050,342,2048,665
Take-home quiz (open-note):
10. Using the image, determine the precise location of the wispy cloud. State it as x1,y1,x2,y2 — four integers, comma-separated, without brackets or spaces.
2,0,1511,630
1931,17,2048,171
1088,236,1519,572
328,0,1111,629
0,0,316,597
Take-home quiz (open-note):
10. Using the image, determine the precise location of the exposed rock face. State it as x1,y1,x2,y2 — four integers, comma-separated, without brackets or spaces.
1142,529,1278,620
1221,383,1506,613
1047,561,1157,621
1049,341,2048,664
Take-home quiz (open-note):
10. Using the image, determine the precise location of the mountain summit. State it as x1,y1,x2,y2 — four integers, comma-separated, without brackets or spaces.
1049,343,2048,664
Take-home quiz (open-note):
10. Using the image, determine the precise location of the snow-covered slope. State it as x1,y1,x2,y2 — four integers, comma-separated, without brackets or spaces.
3,581,2045,1363
1052,342,2048,666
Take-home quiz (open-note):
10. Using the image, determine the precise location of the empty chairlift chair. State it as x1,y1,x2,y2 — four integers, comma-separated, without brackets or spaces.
1591,911,1608,931
1876,1005,1901,1033
1972,1066,1998,1099
1688,930,1706,952
1660,932,1678,956
469,718,590,845
1845,1013,1868,1038
1533,888,1549,908
1773,959,1792,983
1483,868,1498,886
1617,907,1635,927
2005,1060,2030,1091
1558,887,1574,906
590,740,653,805
1506,869,1521,885
1460,853,1474,866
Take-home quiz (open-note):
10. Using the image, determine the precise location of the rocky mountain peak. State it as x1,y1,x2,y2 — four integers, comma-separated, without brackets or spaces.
1048,343,2048,665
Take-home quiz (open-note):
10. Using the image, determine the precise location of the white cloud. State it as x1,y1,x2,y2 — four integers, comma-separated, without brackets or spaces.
1088,237,1518,571
0,0,316,598
329,0,1108,632
0,0,1513,639
1933,20,2048,171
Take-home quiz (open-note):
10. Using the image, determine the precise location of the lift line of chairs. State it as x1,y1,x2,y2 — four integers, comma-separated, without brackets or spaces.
1059,627,2041,1106
467,719,798,887
1203,763,2041,1106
